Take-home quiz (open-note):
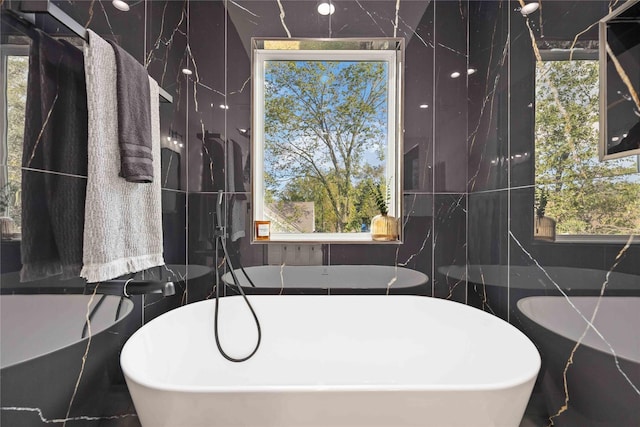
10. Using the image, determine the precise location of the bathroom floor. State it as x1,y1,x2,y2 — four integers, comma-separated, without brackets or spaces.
96,385,141,427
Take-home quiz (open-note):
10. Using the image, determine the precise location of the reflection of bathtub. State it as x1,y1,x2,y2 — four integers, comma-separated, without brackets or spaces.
517,296,640,427
1,295,134,426
122,295,540,427
222,265,429,295
440,265,640,318
0,263,212,294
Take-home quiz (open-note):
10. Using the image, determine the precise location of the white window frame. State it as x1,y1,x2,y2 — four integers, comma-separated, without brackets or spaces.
534,49,639,244
1,46,29,209
252,47,402,243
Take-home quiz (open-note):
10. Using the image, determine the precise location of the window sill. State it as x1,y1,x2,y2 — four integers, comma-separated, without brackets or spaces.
535,235,638,245
252,232,402,244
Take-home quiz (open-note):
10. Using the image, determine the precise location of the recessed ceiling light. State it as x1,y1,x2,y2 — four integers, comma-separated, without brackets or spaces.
182,68,192,75
178,143,184,148
112,0,130,12
520,2,539,16
450,71,461,79
467,68,477,75
419,104,429,109
317,1,335,16
611,136,620,142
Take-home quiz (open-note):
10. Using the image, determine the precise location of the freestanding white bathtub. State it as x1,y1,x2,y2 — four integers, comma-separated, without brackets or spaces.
121,295,540,427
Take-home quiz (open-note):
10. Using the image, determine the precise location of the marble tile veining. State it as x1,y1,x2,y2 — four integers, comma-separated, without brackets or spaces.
2,0,639,426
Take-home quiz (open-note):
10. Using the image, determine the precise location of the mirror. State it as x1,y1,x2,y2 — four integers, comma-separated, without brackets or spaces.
599,0,640,160
251,38,404,243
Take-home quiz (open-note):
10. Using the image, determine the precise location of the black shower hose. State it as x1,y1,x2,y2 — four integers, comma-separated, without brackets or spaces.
213,233,262,363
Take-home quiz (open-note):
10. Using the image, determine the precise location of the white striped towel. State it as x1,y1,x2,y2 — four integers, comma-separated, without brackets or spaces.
81,30,164,283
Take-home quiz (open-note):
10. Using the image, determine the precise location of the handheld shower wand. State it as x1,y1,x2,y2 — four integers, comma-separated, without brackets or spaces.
213,191,262,362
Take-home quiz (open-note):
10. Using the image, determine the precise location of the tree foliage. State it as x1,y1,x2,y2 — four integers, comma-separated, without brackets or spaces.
3,56,28,225
264,59,388,232
535,59,640,235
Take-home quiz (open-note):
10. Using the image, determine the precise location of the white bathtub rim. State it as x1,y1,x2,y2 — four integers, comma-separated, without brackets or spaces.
516,296,640,364
123,375,539,394
121,295,540,395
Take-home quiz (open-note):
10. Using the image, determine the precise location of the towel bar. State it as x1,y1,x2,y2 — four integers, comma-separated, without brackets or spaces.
13,0,174,103
85,280,176,297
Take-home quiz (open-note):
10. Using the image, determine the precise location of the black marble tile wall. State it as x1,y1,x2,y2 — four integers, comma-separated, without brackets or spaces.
433,194,467,302
467,1,640,425
2,0,639,426
467,0,509,192
433,1,468,193
467,190,509,319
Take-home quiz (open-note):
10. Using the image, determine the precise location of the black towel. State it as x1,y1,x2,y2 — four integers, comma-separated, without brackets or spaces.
21,31,88,281
107,40,153,183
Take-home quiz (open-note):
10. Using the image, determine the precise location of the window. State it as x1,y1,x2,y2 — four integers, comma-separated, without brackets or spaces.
1,46,29,235
252,39,403,242
534,47,640,240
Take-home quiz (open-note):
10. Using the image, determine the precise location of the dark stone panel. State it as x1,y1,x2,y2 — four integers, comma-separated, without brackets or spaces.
146,0,188,86
161,189,187,265
230,1,434,41
433,0,468,193
327,243,401,266
467,190,509,319
433,194,467,302
509,2,537,189
398,193,433,280
468,0,509,192
468,190,509,265
403,3,434,193
528,1,608,42
186,1,229,192
160,147,182,191
147,1,190,191
187,192,219,274
0,240,21,274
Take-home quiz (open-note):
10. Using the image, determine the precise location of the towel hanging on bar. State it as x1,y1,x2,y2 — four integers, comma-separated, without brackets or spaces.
107,40,155,183
20,29,88,281
81,30,165,283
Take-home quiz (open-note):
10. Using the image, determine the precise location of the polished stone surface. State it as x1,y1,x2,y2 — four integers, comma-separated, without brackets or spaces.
1,0,638,425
